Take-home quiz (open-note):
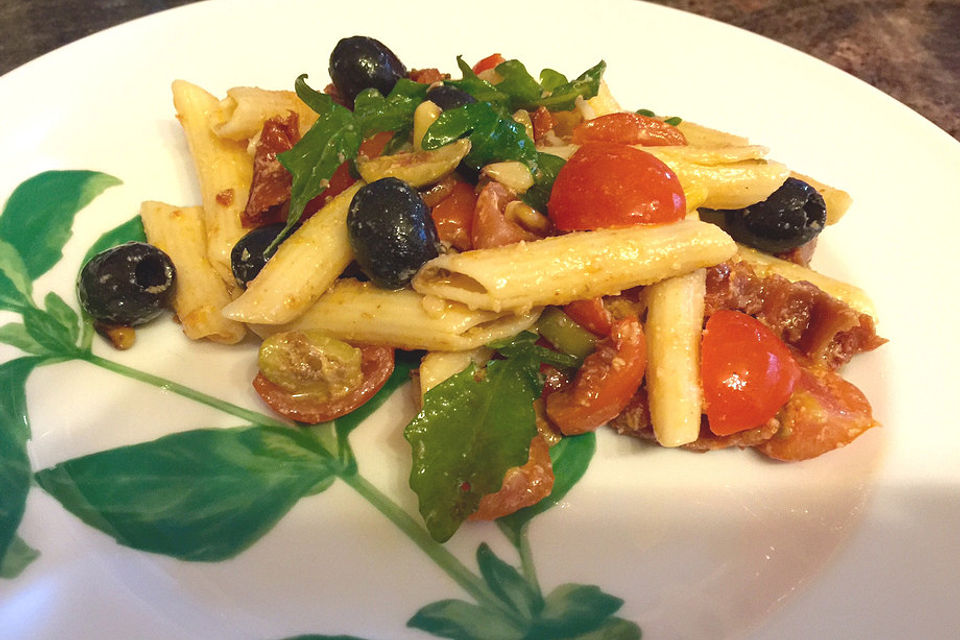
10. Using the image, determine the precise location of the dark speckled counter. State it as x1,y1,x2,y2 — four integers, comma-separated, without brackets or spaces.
1,0,957,139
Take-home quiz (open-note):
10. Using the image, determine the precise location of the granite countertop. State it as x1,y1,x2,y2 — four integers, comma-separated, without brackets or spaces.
0,0,957,139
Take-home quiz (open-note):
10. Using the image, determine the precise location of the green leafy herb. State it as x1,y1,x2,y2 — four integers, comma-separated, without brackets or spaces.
636,108,682,127
446,56,512,111
404,343,542,542
493,60,544,111
488,330,579,370
521,152,566,213
539,69,569,93
35,426,339,561
535,60,606,111
664,116,683,126
353,78,428,137
421,102,539,172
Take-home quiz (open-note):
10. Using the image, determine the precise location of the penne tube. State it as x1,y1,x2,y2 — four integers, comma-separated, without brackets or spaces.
252,278,542,351
676,120,750,147
209,87,318,141
734,245,878,320
584,80,622,117
412,219,736,313
222,182,363,325
790,171,853,225
644,144,770,166
659,158,790,211
418,347,493,401
643,268,706,447
172,80,253,289
140,201,247,344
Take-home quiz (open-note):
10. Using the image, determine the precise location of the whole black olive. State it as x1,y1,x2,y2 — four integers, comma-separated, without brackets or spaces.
709,178,827,253
329,36,407,103
347,177,441,289
77,242,176,326
426,85,476,110
231,222,287,288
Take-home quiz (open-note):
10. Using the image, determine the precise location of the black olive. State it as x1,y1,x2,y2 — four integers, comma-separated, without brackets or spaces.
347,178,441,289
426,85,476,110
77,242,176,326
231,222,286,288
708,178,827,253
329,36,407,103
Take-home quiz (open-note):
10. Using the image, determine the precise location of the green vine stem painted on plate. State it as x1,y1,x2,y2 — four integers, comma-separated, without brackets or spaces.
0,171,641,639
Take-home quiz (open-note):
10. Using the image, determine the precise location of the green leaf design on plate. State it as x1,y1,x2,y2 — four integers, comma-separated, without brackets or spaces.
532,584,625,638
0,237,33,311
80,214,146,266
0,535,39,579
277,636,377,640
497,433,596,546
476,543,542,618
563,617,642,640
0,322,47,355
408,598,528,640
34,426,338,561
0,356,43,575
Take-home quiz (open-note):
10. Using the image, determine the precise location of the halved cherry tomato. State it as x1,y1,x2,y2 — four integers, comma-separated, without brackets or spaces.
755,364,877,461
571,112,687,147
563,298,613,337
547,142,686,230
469,435,555,521
545,316,647,435
472,53,505,75
358,130,394,160
701,310,801,436
253,345,395,424
430,180,476,251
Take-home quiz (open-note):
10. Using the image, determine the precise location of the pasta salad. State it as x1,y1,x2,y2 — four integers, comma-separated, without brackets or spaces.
77,36,885,542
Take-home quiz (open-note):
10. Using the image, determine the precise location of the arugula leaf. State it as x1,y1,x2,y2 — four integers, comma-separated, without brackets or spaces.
35,425,338,561
493,60,544,111
446,56,511,110
537,61,606,111
407,598,528,640
539,69,569,93
476,543,542,618
404,347,541,542
488,331,578,370
276,75,362,245
497,432,596,546
353,79,428,138
421,102,539,172
521,152,567,214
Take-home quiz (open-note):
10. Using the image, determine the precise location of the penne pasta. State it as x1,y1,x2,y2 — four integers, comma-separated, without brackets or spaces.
676,120,750,147
140,201,247,344
252,278,542,351
221,182,364,325
209,86,319,141
790,171,853,225
412,219,736,313
172,79,253,289
643,268,707,447
734,245,878,320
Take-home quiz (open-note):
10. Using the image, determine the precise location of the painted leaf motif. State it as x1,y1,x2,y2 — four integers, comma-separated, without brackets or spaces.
497,433,596,546
0,535,39,579
407,599,527,640
0,323,47,355
476,543,542,618
0,356,41,574
35,426,337,561
81,214,146,266
404,351,541,542
563,617,642,640
22,307,77,354
277,636,376,640
532,584,624,638
0,170,121,279
0,238,32,311
43,292,80,344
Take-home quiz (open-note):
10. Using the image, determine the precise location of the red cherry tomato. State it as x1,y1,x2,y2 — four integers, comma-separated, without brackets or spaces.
571,112,687,147
253,345,394,424
545,316,647,435
547,142,686,231
472,53,505,75
563,298,613,337
430,180,476,251
701,310,801,436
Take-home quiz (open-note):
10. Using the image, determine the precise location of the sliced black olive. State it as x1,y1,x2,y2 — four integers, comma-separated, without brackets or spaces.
329,36,407,103
426,85,476,110
231,222,286,289
707,178,827,253
347,177,441,289
77,242,176,326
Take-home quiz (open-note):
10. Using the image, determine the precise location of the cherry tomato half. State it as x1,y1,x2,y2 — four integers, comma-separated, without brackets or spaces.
572,112,687,147
547,142,686,231
253,344,395,424
430,180,476,251
563,298,613,337
545,315,647,435
472,53,505,75
701,310,801,436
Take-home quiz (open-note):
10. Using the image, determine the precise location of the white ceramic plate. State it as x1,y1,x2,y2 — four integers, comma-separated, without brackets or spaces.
1,1,958,638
